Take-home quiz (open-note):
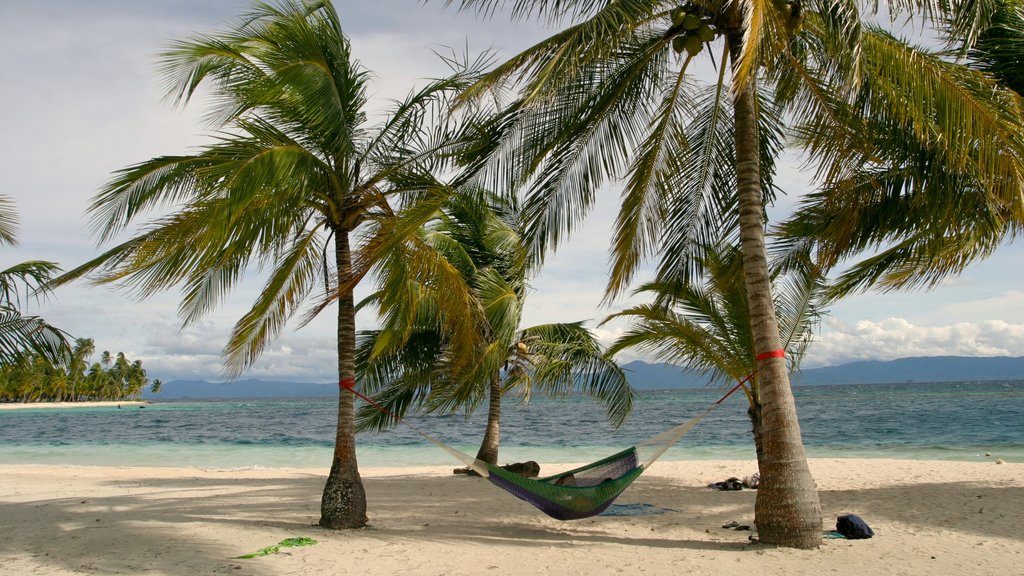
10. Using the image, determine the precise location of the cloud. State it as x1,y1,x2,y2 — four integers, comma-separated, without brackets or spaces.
939,290,1024,323
807,316,1024,367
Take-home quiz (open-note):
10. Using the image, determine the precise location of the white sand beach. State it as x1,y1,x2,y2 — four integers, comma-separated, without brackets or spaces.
0,401,149,411
1,458,1020,575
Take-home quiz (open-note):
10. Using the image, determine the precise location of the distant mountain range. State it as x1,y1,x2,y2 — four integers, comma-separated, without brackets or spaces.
144,355,1024,398
621,355,1024,389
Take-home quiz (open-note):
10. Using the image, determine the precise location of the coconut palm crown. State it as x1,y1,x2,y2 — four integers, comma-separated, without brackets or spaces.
605,244,828,458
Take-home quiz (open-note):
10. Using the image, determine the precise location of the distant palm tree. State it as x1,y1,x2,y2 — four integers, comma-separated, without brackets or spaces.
68,338,95,402
85,362,108,399
54,0,480,529
357,189,632,465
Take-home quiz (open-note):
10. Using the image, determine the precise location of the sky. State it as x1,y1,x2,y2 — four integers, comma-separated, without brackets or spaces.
1,0,1022,384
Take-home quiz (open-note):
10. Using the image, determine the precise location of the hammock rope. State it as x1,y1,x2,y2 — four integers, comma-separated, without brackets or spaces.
340,349,781,520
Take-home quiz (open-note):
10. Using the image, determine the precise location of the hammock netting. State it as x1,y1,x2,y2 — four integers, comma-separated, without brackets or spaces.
485,448,644,520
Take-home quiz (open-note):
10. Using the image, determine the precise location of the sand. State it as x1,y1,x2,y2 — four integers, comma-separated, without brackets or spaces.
0,401,149,411
1,459,1020,575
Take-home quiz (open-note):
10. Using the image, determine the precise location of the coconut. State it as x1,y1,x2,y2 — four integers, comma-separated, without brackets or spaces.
672,35,687,54
670,8,686,27
682,13,702,31
697,24,716,42
685,34,703,56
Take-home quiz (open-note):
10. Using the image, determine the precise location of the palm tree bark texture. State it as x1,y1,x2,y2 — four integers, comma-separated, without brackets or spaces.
726,20,822,547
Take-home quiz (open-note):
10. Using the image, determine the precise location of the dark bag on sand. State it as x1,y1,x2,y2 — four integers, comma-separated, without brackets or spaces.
836,514,874,539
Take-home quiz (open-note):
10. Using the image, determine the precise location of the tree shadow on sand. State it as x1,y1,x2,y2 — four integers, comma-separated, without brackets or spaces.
2,471,1018,574
0,473,324,576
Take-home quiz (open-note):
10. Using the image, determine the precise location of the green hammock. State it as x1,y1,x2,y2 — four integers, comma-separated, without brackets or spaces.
484,447,646,520
462,404,710,520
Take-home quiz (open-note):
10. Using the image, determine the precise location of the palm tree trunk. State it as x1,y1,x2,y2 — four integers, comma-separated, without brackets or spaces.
320,229,368,529
728,29,822,549
475,373,503,465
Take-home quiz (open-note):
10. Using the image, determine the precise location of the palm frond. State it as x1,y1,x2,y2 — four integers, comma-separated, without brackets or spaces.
519,322,635,426
223,227,329,376
1,261,64,307
0,195,17,246
967,0,1024,94
0,309,71,367
733,0,797,91
608,58,695,297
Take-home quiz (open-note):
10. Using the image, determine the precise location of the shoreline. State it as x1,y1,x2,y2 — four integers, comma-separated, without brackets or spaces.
0,401,149,411
1,458,1021,575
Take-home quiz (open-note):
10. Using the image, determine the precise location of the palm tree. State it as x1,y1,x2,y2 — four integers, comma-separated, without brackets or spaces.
0,194,70,367
68,338,96,402
605,244,826,459
430,0,1023,548
435,0,818,546
356,189,633,465
54,0,479,529
85,362,108,400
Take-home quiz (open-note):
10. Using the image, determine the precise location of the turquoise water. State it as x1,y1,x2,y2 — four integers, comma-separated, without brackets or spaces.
0,381,1021,468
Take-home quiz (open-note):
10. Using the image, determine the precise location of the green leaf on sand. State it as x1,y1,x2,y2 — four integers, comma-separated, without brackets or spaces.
236,537,318,558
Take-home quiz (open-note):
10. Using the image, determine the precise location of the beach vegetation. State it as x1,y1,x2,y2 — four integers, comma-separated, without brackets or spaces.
52,0,481,530
0,338,155,403
354,188,633,465
429,0,1024,548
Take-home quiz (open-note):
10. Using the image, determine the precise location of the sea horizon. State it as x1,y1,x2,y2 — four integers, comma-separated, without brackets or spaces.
1,380,1021,469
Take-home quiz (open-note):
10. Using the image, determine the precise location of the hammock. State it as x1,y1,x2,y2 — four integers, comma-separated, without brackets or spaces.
340,361,764,521
486,447,643,520
458,404,713,520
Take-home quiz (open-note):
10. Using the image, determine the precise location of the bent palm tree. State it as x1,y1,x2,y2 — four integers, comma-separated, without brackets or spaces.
357,189,632,465
54,0,478,529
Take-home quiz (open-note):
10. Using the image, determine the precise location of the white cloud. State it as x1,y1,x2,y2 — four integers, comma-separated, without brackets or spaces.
939,290,1024,323
807,316,1024,367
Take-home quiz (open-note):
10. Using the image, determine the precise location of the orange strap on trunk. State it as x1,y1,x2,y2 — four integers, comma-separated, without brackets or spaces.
755,349,785,362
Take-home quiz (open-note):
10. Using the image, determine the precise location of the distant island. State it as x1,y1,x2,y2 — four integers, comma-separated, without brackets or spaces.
142,355,1024,398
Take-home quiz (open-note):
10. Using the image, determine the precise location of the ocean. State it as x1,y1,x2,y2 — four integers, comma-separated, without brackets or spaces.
1,381,1021,469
